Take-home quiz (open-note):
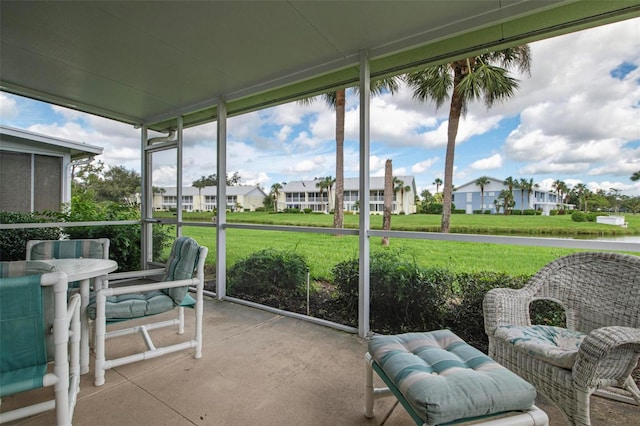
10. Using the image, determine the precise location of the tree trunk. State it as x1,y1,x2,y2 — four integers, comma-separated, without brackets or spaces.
382,159,393,246
441,64,465,233
333,88,345,229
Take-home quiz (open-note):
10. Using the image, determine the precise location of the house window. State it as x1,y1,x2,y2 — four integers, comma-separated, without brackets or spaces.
0,152,62,213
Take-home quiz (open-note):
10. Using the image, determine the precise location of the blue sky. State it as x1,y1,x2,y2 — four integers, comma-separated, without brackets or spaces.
1,18,639,196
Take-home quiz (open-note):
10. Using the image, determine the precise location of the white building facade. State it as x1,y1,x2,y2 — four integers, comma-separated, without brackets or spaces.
453,177,562,215
155,185,267,212
279,176,417,214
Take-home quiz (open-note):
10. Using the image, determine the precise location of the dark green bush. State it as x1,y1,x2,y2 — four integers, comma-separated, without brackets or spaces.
44,194,172,271
333,250,453,334
333,253,566,353
284,208,301,214
446,271,528,352
303,208,313,214
227,249,309,301
0,211,62,260
571,211,587,222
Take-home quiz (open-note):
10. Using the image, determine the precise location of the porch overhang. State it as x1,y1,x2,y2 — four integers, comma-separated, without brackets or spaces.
2,1,639,131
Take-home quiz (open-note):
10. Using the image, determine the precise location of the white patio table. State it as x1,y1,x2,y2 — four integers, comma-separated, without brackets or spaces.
41,258,118,374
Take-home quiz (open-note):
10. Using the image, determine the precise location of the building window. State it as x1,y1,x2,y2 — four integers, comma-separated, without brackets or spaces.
0,152,62,213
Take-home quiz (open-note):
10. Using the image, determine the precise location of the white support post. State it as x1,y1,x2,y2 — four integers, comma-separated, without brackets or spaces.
216,99,227,300
358,50,371,338
141,125,152,269
176,116,184,237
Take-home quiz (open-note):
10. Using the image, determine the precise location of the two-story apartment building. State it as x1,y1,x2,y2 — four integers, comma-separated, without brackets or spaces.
453,176,563,215
279,176,417,214
154,185,267,212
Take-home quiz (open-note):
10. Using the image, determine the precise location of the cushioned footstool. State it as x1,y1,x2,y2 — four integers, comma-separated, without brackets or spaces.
365,329,548,425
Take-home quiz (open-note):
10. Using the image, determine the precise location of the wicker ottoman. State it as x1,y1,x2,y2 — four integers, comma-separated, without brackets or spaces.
365,329,548,425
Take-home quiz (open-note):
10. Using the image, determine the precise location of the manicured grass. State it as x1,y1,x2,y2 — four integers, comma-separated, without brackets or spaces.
172,211,640,281
181,227,627,282
160,210,640,235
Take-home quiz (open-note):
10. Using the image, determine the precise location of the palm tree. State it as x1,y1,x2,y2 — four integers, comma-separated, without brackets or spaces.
631,171,640,181
393,177,411,214
552,179,566,211
519,178,537,213
316,176,334,213
270,182,283,212
382,160,393,246
497,189,514,215
405,46,531,232
433,178,443,194
475,176,490,214
299,78,401,228
573,183,587,212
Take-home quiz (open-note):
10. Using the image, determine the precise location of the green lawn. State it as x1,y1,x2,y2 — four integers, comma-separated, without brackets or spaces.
175,211,640,280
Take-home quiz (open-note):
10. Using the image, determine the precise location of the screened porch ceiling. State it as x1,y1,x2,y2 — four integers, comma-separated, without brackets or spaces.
2,1,639,132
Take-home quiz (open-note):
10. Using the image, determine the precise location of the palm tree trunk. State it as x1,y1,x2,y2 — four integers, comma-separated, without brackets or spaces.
333,89,345,229
382,159,393,246
441,69,464,233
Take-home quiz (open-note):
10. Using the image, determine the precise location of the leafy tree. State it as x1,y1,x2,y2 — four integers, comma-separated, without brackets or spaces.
299,78,401,229
631,171,640,182
405,46,531,232
74,161,140,203
475,176,490,213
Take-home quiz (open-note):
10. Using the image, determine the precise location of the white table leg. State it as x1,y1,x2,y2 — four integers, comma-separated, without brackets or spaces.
79,278,90,374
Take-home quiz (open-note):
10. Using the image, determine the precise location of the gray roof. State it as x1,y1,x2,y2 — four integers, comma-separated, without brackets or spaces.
0,125,103,160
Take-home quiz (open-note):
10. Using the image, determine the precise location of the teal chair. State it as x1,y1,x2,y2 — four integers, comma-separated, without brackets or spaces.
88,236,208,386
0,261,81,426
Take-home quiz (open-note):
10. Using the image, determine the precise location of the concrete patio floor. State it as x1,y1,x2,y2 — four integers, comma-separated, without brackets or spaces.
2,296,638,425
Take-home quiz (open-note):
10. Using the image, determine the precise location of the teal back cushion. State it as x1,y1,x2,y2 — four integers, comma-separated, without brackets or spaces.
161,236,200,304
0,260,55,278
0,274,48,397
30,240,105,260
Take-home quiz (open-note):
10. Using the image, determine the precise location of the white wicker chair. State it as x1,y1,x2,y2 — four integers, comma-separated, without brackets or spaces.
484,252,640,426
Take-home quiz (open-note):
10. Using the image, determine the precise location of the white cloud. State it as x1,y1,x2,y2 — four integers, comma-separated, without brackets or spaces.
411,157,439,174
0,93,18,121
470,154,503,170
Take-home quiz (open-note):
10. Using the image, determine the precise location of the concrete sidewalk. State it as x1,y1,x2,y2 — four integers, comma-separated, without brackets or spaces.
3,297,638,425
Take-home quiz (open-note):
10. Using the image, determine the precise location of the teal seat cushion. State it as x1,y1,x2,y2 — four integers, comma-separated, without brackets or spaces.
368,329,536,425
87,291,175,321
494,325,585,369
0,274,48,397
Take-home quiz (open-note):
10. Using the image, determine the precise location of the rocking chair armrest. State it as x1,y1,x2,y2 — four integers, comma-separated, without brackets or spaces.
573,326,640,388
483,288,532,334
98,277,202,298
105,268,166,286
